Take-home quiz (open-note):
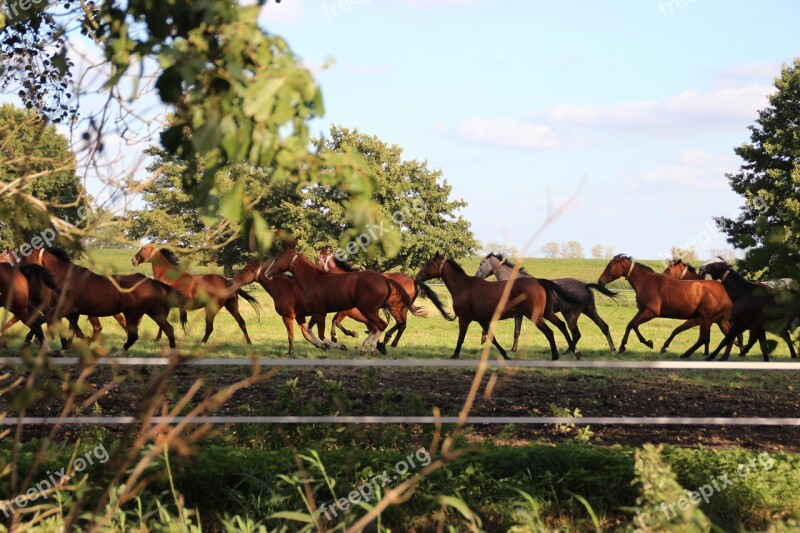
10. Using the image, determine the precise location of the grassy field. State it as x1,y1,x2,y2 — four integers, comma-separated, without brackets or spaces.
4,248,791,361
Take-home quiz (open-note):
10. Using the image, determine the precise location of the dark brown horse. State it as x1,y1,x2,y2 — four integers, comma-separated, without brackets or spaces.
416,253,578,360
597,254,732,358
316,247,453,348
0,248,126,343
20,248,185,352
132,246,260,344
0,263,59,350
264,246,413,355
700,259,798,362
659,258,739,354
234,261,324,354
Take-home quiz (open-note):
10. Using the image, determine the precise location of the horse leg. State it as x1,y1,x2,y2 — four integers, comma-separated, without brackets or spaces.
301,316,325,349
479,320,508,360
618,309,655,354
583,303,616,353
737,332,759,359
225,297,253,344
679,321,712,359
756,329,771,362
359,311,387,356
533,316,559,360
114,313,127,331
560,309,581,355
283,316,295,355
201,307,217,343
451,317,471,359
706,324,743,361
780,329,798,359
660,319,697,354
87,316,103,344
385,307,408,348
119,313,142,354
312,313,331,351
544,308,578,356
511,314,522,352
150,311,176,350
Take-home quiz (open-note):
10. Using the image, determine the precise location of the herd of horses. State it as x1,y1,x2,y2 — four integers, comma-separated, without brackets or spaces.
0,245,798,362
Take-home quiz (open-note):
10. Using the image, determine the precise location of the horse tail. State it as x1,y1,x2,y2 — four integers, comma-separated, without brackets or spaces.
585,282,618,298
415,281,456,321
386,278,414,310
20,264,60,293
154,280,189,333
538,278,582,306
237,288,262,322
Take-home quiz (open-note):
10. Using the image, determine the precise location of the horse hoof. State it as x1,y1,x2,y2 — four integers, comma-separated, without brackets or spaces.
645,340,654,349
450,354,460,359
376,342,387,355
574,350,582,361
339,344,348,351
617,347,626,354
660,347,668,354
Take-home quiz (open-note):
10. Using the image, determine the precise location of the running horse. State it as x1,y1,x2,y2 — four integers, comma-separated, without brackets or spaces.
416,253,579,360
0,248,126,343
132,246,260,344
316,247,454,348
699,259,798,362
20,247,186,352
234,261,323,354
659,258,740,354
264,245,413,355
0,262,60,350
476,253,617,353
597,254,732,358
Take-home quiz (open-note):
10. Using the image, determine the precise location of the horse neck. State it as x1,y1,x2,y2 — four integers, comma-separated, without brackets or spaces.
325,260,347,274
289,254,320,284
41,253,79,281
724,271,755,294
493,261,529,281
625,263,654,291
150,253,176,280
441,261,470,293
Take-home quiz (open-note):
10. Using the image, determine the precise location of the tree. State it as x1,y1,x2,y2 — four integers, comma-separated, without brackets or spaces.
590,244,614,260
670,245,698,262
482,241,521,259
541,242,560,258
716,58,800,280
0,104,81,247
560,241,584,259
131,127,477,273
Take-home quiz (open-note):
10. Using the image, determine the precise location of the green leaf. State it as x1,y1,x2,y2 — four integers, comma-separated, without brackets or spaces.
267,511,313,523
219,181,245,223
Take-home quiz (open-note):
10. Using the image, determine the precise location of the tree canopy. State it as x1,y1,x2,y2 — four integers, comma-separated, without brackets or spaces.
0,103,81,246
716,58,800,280
130,126,477,273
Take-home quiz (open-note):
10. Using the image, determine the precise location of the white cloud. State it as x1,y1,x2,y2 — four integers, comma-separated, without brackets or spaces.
455,119,558,149
638,149,736,191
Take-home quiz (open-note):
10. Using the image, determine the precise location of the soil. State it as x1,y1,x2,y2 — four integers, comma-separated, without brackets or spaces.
5,365,800,451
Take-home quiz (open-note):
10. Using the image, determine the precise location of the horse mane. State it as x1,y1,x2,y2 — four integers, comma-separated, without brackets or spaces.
488,252,529,275
684,263,697,274
332,257,359,272
46,247,72,263
636,263,655,273
445,259,467,274
158,248,180,266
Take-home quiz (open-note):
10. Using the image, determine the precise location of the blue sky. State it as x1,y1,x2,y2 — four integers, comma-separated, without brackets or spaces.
258,0,800,259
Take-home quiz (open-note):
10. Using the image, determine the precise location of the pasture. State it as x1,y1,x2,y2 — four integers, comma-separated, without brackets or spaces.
2,249,799,530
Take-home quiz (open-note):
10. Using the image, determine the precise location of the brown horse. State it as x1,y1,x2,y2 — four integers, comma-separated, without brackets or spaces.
20,247,185,352
316,248,453,348
659,258,739,354
416,253,578,360
597,255,732,358
234,261,324,354
264,246,413,355
132,246,260,344
0,249,126,343
0,263,59,350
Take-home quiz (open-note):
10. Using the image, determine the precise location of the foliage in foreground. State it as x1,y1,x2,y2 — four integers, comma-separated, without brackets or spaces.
3,440,800,531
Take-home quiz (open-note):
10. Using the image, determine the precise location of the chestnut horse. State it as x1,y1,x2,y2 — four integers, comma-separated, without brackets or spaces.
264,246,413,355
0,263,59,350
416,253,579,360
316,248,453,348
597,254,732,358
20,247,185,352
700,260,798,362
234,261,324,354
659,258,739,355
132,246,260,344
